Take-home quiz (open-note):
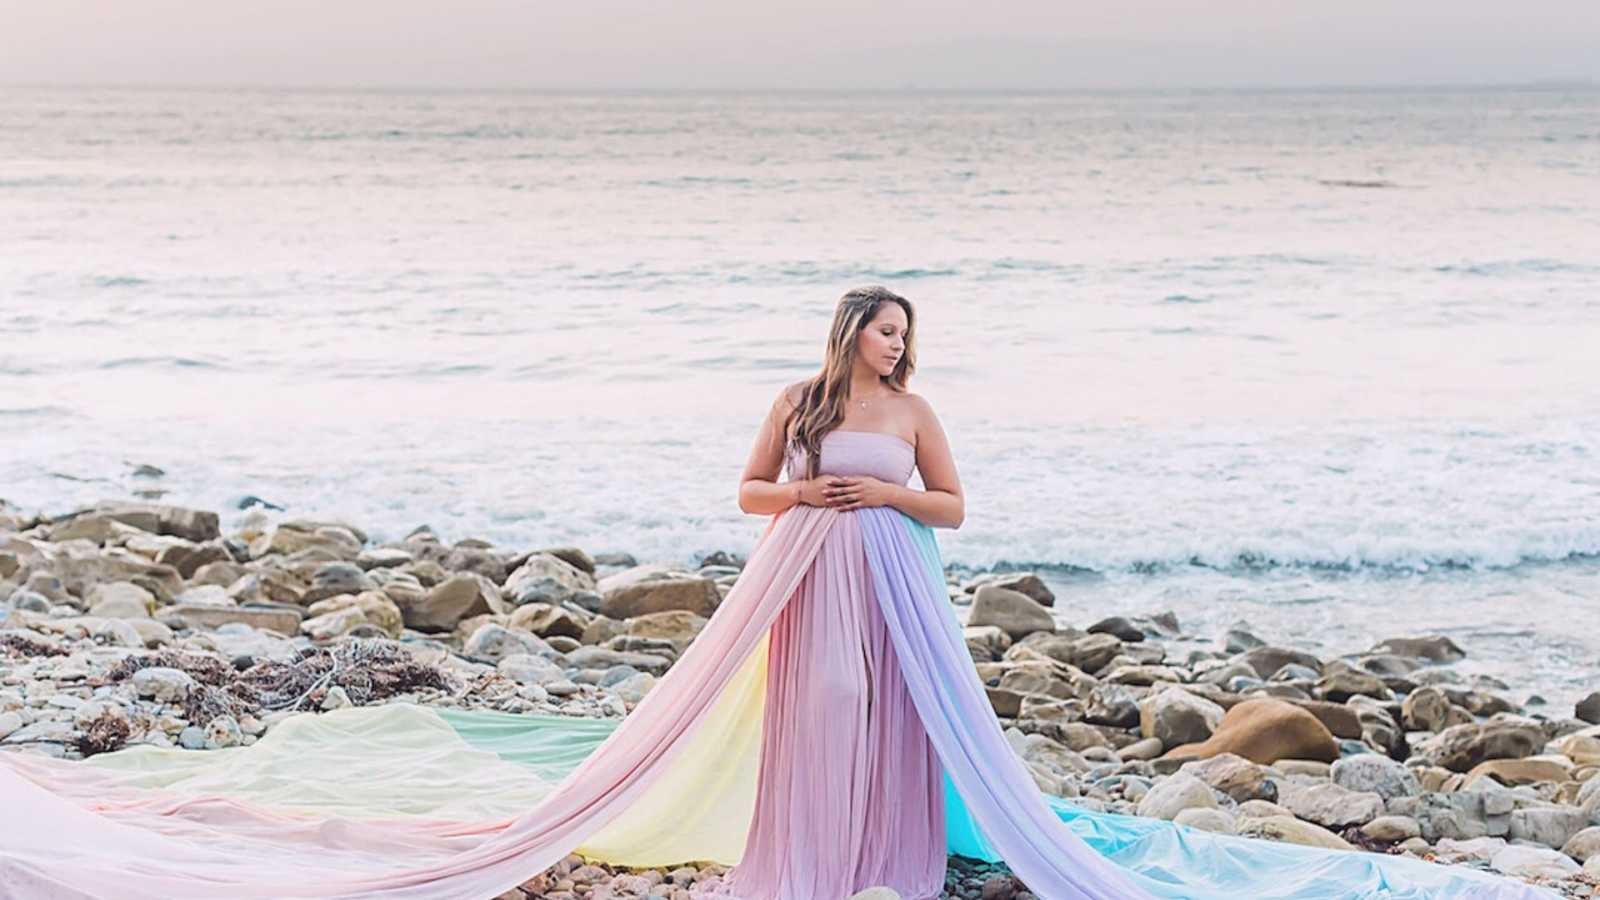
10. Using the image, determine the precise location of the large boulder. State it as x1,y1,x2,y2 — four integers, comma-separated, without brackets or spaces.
1237,816,1353,851
402,573,504,631
1140,688,1224,748
1165,698,1339,765
462,623,555,662
1135,773,1218,821
505,553,596,607
166,603,303,636
996,660,1096,702
86,581,155,618
1282,783,1385,828
301,591,403,639
1402,686,1472,733
1413,720,1544,773
83,502,220,543
1370,636,1465,663
507,602,592,641
1330,754,1421,801
968,585,1055,641
598,565,719,619
1179,753,1277,803
1235,646,1323,680
1576,692,1600,725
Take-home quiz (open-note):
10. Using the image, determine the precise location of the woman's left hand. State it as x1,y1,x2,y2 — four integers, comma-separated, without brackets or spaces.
824,475,896,511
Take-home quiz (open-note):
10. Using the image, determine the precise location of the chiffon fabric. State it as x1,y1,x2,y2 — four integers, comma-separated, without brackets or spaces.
0,431,1558,899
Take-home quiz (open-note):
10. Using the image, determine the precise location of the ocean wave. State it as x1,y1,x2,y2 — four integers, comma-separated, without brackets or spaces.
98,356,228,370
962,528,1600,577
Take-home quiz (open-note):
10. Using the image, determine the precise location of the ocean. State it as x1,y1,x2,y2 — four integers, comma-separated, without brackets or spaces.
2,85,1597,708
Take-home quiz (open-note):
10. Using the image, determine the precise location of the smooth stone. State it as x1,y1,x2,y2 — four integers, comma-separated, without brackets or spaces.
1237,815,1353,850
1508,806,1590,849
1414,720,1545,772
131,667,195,703
1139,688,1224,748
177,726,206,749
1370,636,1466,663
1179,753,1277,803
1330,754,1421,801
1172,807,1237,834
1361,815,1422,842
497,653,565,686
1134,773,1218,821
597,565,719,620
462,624,555,663
1165,698,1338,765
1562,825,1600,862
968,585,1056,641
1490,844,1580,879
1282,783,1385,828
1575,692,1600,725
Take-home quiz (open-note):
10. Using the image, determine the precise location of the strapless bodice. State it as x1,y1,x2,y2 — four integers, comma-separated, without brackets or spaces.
784,430,917,486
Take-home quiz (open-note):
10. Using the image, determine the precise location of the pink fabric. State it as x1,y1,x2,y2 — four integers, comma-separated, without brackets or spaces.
726,511,945,900
0,505,844,899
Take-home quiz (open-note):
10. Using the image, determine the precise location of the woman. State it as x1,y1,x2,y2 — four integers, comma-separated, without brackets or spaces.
0,288,1557,900
721,285,1144,898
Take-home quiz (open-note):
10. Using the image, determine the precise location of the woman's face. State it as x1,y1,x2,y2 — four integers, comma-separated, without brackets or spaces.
856,303,908,377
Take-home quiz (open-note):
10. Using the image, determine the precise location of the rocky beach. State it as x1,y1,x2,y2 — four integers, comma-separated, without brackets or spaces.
2,497,1598,900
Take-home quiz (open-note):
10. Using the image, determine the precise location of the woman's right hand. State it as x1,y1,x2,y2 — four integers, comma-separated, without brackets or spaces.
796,476,848,508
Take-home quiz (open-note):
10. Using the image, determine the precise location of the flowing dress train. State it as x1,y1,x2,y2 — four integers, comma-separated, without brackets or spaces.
0,430,1559,900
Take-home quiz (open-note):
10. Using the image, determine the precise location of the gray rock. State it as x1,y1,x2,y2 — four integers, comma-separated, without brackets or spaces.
1490,844,1580,879
1084,684,1140,729
567,646,672,676
0,711,23,740
1135,773,1218,821
205,715,242,749
1361,815,1422,842
1282,783,1385,828
178,726,206,750
1088,616,1144,643
1370,636,1466,663
505,553,595,607
1576,691,1600,725
131,667,196,703
1508,806,1590,850
1173,807,1237,834
1387,792,1504,842
497,653,565,686
1138,688,1224,748
304,562,376,604
597,565,720,620
1562,825,1600,863
1413,720,1544,772
1330,754,1421,801
462,624,554,663
1179,753,1277,803
968,585,1056,641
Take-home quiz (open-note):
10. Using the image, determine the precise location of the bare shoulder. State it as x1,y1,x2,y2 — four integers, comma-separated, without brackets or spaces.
901,391,946,441
775,379,808,412
901,391,939,421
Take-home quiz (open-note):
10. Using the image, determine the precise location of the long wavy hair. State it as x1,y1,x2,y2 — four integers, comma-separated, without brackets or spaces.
784,285,917,478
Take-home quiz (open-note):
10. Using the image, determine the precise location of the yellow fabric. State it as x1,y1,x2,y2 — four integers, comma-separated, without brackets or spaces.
578,632,769,866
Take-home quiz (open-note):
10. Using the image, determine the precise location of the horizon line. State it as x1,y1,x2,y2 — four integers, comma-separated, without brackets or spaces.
2,77,1596,95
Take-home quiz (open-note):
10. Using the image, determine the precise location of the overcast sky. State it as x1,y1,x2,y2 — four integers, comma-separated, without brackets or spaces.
2,0,1596,90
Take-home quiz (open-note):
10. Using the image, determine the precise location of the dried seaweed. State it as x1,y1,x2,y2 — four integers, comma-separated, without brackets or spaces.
1,630,67,657
109,649,234,686
74,711,132,755
239,639,451,712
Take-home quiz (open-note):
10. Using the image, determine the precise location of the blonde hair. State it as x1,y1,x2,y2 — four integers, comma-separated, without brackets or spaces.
784,285,917,478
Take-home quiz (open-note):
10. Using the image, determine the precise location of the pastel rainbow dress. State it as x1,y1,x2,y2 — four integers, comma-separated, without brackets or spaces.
0,431,1554,899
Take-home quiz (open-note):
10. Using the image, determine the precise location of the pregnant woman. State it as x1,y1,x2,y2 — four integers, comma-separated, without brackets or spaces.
0,288,1554,900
